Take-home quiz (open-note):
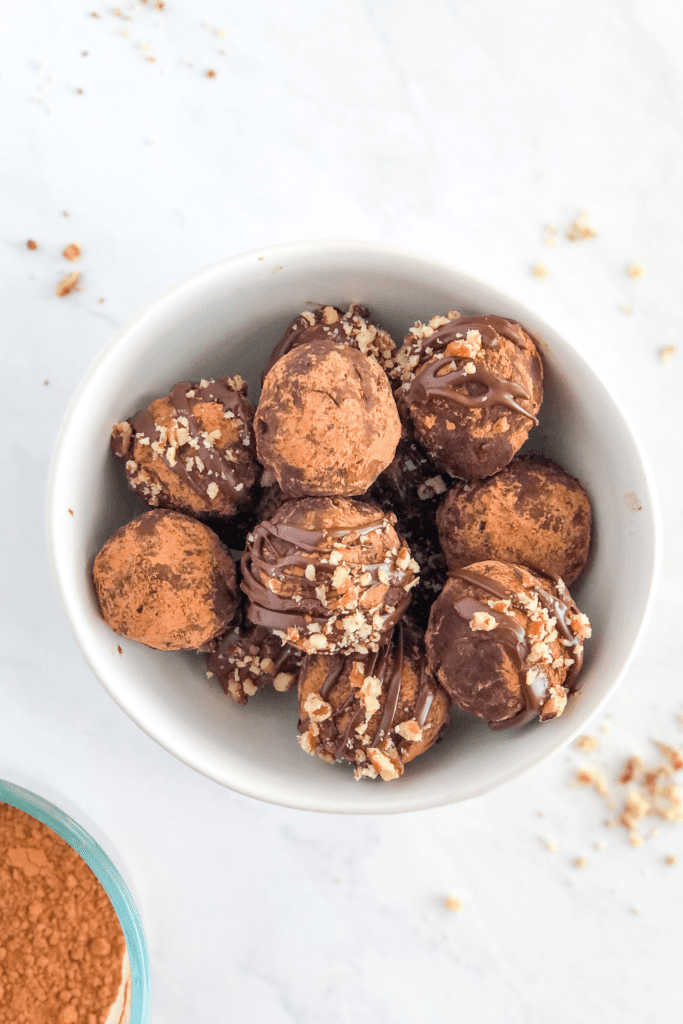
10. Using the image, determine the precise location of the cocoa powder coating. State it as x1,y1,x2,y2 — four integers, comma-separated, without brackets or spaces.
255,339,401,497
437,454,592,584
93,509,237,651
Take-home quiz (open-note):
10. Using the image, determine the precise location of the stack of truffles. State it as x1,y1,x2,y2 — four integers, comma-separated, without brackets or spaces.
94,302,593,782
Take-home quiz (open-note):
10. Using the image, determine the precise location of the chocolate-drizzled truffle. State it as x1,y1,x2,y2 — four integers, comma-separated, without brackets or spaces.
111,375,258,519
207,623,302,705
263,302,396,380
298,621,450,780
255,339,401,498
437,455,592,585
392,314,543,479
93,510,238,650
426,561,591,728
241,497,420,655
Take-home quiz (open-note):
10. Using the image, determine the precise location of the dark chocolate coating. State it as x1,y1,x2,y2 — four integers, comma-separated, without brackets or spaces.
426,561,590,729
263,302,397,381
437,454,592,584
392,315,543,479
111,376,258,520
207,622,303,705
240,497,419,654
297,620,450,779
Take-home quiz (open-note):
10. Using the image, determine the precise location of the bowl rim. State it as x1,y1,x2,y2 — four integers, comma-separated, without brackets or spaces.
0,776,151,1019
46,239,661,814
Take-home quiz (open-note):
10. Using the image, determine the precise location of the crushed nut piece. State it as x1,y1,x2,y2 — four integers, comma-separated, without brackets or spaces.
27,239,38,250
627,264,644,279
532,263,548,280
576,735,599,753
62,242,81,261
55,271,80,297
566,211,597,242
659,345,676,363
444,896,463,912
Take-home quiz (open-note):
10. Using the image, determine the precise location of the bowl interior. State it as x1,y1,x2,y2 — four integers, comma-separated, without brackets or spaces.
48,242,657,813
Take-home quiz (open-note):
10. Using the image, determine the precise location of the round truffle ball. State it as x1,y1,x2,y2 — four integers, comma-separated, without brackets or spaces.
93,509,238,651
392,314,543,479
437,455,592,584
111,375,258,519
297,621,450,780
240,497,419,655
255,339,401,498
263,302,397,380
207,623,302,705
426,561,591,728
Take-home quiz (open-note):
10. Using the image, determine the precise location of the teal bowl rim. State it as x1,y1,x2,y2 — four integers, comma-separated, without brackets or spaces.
0,779,151,1022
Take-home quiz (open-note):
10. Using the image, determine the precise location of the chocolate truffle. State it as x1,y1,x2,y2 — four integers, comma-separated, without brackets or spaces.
426,561,591,728
392,314,543,479
207,623,302,705
367,427,450,629
255,339,401,498
93,509,238,650
263,302,397,380
437,455,592,585
297,621,450,780
368,428,451,522
241,497,419,655
111,375,258,519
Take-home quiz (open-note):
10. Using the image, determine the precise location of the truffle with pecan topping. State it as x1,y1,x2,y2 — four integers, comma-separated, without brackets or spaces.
254,339,401,497
111,375,258,519
207,621,302,705
297,620,450,780
93,509,238,651
263,301,397,380
437,455,592,584
426,560,590,728
240,497,419,655
392,314,543,479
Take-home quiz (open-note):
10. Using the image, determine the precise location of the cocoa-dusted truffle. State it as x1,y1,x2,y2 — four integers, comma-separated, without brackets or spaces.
93,509,238,650
111,375,258,519
426,561,591,728
297,621,450,780
392,314,543,479
255,339,401,498
241,497,419,655
207,623,302,705
263,302,397,380
437,455,592,585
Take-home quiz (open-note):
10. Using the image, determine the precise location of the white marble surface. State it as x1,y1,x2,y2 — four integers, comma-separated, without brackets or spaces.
2,1,683,1020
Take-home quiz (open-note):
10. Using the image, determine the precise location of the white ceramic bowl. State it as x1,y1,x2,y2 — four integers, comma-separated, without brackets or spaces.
47,241,658,814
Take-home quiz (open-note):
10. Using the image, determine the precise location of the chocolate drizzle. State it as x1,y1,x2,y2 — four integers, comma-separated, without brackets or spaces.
404,357,537,424
123,377,255,507
449,566,585,726
240,503,415,649
302,622,436,762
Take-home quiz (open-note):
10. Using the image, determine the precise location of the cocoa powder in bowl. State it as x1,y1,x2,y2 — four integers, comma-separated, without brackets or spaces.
0,802,129,1024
